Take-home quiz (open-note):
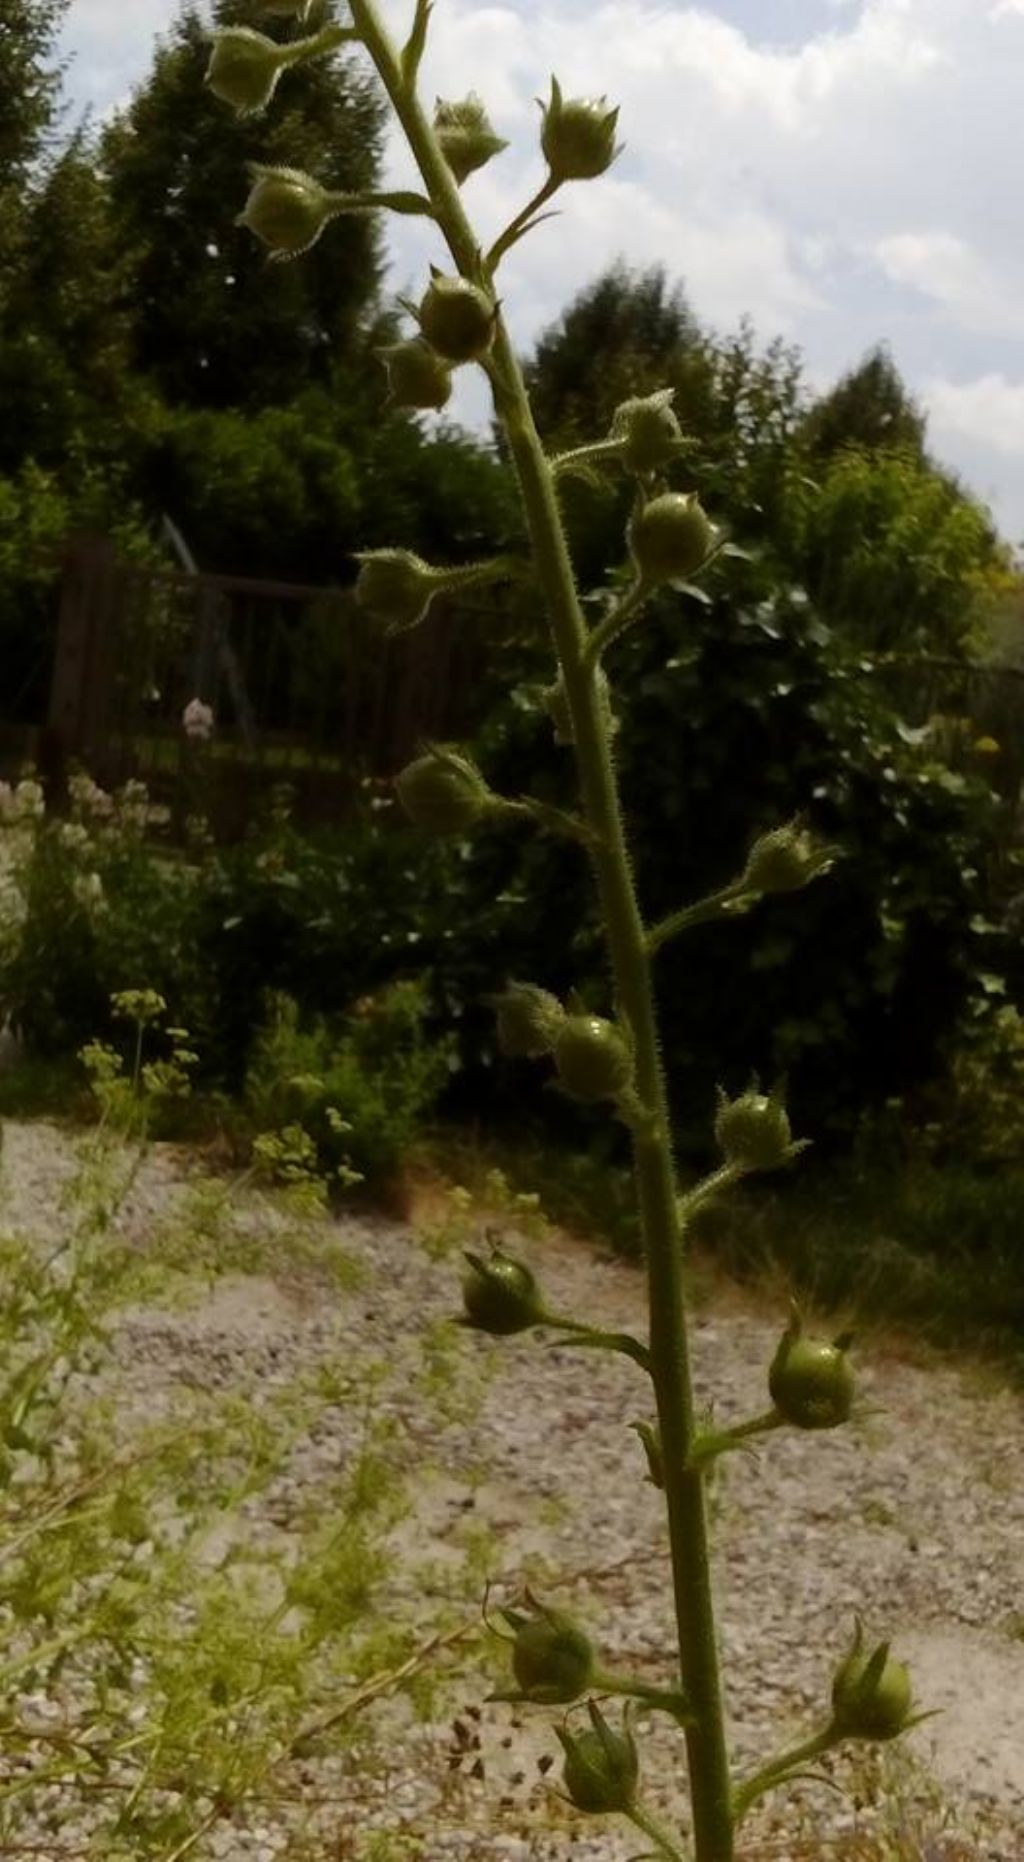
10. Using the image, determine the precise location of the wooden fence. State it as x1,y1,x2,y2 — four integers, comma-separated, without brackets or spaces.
8,531,1024,844
37,533,509,836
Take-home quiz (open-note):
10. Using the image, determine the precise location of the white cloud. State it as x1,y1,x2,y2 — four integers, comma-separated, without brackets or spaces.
58,0,1024,539
875,232,1024,340
924,374,1024,459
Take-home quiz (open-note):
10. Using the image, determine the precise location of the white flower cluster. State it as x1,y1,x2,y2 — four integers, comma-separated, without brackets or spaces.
68,771,115,823
183,697,215,742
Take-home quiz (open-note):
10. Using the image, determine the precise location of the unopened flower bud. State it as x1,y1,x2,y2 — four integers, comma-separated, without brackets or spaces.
831,1621,915,1742
205,27,289,115
493,982,566,1059
501,1594,596,1702
461,1246,546,1335
395,747,493,837
236,165,337,260
376,337,452,412
741,818,838,895
608,388,685,476
418,270,497,364
553,1015,632,1103
628,491,716,586
557,1702,639,1814
434,94,509,185
769,1307,855,1431
539,76,622,183
353,548,440,631
714,1080,802,1173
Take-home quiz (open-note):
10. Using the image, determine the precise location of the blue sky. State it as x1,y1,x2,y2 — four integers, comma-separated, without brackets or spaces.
60,0,1024,546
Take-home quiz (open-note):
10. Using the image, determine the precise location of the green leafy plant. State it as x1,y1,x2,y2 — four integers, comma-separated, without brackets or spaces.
203,6,955,1858
244,977,454,1195
0,772,203,1062
0,1000,492,1855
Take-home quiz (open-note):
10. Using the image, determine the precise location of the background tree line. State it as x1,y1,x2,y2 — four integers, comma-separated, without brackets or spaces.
1,0,1023,1148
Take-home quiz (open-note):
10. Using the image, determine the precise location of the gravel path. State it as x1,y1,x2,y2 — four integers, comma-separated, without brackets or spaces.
1,1118,1022,1861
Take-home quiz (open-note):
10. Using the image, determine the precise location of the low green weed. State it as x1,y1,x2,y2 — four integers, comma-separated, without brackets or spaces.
245,978,455,1199
0,1000,489,1856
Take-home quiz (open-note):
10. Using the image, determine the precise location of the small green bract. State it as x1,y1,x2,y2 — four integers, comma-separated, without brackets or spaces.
628,491,715,585
418,272,496,363
769,1317,855,1430
461,1247,545,1334
831,1622,915,1741
553,1014,632,1102
395,748,491,836
510,1605,595,1702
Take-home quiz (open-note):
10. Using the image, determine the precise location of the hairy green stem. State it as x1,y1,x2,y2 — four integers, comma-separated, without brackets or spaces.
627,1799,692,1861
486,173,562,270
346,6,735,1855
688,1409,785,1469
583,576,652,668
677,1161,744,1221
647,882,756,955
594,1667,692,1722
732,1722,839,1821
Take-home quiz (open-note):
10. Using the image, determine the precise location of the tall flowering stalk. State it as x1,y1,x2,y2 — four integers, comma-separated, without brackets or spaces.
205,6,930,1856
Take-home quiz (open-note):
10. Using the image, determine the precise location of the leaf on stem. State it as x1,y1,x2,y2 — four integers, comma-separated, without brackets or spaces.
400,0,432,89
371,190,438,217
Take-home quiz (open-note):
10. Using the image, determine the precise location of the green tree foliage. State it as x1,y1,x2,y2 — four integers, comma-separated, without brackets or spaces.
457,560,1005,1148
801,344,926,463
0,0,68,351
0,0,67,184
520,264,804,593
139,382,521,579
100,2,387,410
0,131,150,480
522,260,711,444
780,445,1005,656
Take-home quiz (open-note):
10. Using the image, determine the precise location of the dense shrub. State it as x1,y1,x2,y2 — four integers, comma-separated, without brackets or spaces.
244,979,455,1194
465,556,1008,1151
0,775,204,1056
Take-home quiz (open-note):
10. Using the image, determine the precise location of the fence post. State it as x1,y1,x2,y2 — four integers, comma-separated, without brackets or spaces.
43,533,118,807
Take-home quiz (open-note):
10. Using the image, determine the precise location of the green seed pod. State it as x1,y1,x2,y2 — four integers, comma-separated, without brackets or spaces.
769,1309,855,1430
493,982,566,1059
539,76,622,183
418,270,497,364
461,1246,546,1335
553,1014,632,1103
236,165,336,260
509,1601,596,1702
831,1621,915,1742
714,1080,799,1173
434,94,509,185
353,548,440,631
376,337,453,412
557,1702,639,1814
608,388,685,476
395,747,492,837
628,491,716,586
741,819,838,894
205,27,287,115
